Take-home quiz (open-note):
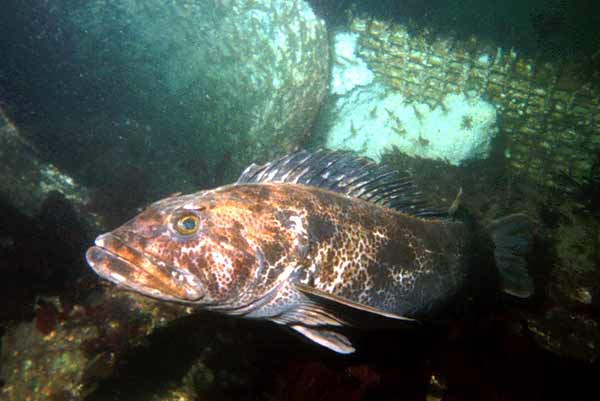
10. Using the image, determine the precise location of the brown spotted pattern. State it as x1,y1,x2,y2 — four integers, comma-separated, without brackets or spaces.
87,182,469,320
281,184,469,317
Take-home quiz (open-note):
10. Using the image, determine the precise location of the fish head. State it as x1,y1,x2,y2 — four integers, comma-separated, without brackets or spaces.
86,189,261,305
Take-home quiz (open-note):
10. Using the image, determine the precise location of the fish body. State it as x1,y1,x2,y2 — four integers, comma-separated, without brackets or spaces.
87,150,532,353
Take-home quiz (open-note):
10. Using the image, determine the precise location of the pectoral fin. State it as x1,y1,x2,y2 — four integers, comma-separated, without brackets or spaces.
294,283,416,328
291,325,355,354
270,283,418,354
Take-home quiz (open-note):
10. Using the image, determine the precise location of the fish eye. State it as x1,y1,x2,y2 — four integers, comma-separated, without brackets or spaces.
175,214,200,235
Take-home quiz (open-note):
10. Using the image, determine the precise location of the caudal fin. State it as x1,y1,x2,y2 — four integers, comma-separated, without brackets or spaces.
488,213,534,298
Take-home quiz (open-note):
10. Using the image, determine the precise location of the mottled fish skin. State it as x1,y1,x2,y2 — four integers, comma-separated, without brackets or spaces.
271,183,470,319
86,149,533,353
88,185,302,313
87,182,470,321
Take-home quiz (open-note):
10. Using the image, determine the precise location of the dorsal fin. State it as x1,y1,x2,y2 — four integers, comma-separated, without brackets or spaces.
237,149,445,218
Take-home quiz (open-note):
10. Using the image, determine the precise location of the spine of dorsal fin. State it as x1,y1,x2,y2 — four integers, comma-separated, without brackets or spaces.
236,149,447,218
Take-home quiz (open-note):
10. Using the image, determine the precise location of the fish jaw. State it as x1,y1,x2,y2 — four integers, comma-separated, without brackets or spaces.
86,232,205,303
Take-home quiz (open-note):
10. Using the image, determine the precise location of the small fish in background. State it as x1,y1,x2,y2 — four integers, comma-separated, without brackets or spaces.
86,149,534,354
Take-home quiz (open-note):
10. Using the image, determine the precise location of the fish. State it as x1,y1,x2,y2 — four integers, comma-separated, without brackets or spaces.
86,149,534,354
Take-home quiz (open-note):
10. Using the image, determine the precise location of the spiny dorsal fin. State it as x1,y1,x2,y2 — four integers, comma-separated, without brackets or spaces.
237,149,446,218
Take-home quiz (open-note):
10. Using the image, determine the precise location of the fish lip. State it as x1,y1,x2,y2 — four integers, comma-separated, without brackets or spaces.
86,232,205,302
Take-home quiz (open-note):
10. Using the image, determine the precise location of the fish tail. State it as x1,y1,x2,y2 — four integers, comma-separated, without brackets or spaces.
487,213,534,298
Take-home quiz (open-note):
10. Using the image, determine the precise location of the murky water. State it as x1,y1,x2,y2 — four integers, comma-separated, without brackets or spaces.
1,1,599,400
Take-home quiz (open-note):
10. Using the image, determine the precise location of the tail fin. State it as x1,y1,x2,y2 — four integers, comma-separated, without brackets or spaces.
488,213,534,298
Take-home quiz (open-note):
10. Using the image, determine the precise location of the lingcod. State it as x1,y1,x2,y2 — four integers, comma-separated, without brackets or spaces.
86,149,533,353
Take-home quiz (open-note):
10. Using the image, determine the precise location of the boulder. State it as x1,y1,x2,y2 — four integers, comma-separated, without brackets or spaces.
1,0,329,192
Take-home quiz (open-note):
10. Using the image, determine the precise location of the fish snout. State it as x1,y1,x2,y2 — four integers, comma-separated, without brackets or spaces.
86,232,205,302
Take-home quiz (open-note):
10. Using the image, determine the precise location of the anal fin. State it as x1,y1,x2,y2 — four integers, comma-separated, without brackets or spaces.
291,325,355,354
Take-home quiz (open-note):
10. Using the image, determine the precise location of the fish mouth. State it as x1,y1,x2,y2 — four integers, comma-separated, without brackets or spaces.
86,233,205,302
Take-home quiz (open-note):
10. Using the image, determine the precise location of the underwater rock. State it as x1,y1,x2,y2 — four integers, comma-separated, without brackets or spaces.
0,110,94,221
0,289,189,400
0,110,103,323
525,204,600,363
2,279,318,400
2,0,329,193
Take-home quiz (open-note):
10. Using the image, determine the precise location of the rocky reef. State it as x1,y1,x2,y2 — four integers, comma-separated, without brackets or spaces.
2,111,600,400
1,2,600,401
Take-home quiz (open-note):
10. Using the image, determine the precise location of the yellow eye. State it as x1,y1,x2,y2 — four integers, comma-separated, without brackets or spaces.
175,214,200,235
